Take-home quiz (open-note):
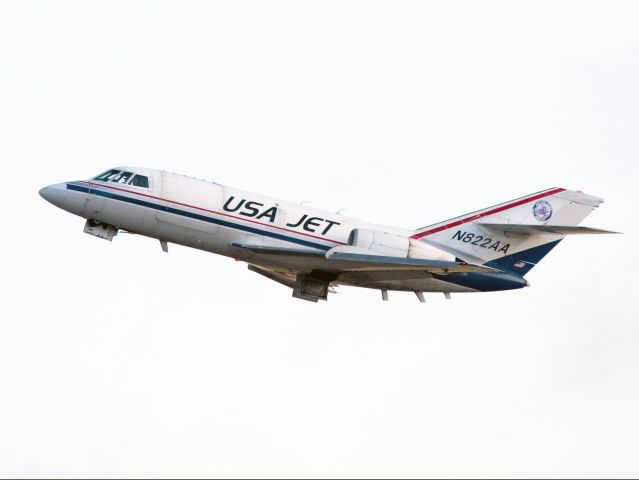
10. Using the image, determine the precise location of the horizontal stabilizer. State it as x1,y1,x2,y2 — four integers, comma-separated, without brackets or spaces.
478,224,620,235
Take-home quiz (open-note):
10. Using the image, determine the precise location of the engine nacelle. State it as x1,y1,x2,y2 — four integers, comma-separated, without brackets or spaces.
348,228,409,257
347,228,455,261
407,239,455,262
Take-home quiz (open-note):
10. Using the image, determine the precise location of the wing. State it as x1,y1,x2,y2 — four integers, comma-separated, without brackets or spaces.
236,243,496,274
238,243,499,300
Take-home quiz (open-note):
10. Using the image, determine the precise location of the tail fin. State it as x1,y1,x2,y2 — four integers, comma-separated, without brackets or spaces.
411,188,612,276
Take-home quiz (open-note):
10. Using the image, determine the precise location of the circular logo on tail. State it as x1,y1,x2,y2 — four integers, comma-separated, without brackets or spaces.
533,200,553,222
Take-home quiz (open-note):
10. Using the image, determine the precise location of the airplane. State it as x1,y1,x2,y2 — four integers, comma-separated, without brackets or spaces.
39,167,617,302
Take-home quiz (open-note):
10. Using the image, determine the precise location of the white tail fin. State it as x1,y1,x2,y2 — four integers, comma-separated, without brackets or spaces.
411,188,609,275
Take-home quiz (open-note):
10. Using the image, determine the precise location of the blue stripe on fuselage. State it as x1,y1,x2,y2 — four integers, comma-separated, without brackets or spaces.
67,183,332,251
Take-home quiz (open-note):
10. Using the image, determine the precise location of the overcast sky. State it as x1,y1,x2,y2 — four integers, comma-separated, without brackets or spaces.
1,1,638,478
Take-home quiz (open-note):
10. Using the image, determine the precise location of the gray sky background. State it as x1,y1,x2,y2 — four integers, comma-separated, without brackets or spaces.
1,1,638,477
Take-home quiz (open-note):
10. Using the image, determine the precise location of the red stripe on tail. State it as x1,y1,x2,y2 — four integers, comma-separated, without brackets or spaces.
410,188,566,240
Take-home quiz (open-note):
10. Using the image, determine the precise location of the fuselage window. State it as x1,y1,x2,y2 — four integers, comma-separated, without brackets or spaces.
129,175,150,188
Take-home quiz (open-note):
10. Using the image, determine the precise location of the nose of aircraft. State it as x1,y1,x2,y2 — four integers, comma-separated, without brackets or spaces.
39,183,67,209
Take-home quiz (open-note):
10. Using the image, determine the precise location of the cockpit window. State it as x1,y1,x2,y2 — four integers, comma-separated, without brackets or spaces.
115,171,133,183
129,175,149,188
94,169,121,181
93,169,134,184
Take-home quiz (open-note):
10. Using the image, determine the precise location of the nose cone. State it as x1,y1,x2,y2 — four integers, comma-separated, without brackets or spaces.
39,183,67,209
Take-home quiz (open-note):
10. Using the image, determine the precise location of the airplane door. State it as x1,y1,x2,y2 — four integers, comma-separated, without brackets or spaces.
155,172,183,225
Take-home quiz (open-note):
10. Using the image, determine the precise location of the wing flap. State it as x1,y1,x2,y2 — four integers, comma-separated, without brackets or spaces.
325,251,499,273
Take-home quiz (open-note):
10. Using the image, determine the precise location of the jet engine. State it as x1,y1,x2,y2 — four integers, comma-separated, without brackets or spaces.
347,228,409,257
347,228,454,262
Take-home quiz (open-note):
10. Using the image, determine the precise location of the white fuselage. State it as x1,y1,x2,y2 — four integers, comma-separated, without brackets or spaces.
40,168,608,299
80,170,412,259
50,165,593,298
